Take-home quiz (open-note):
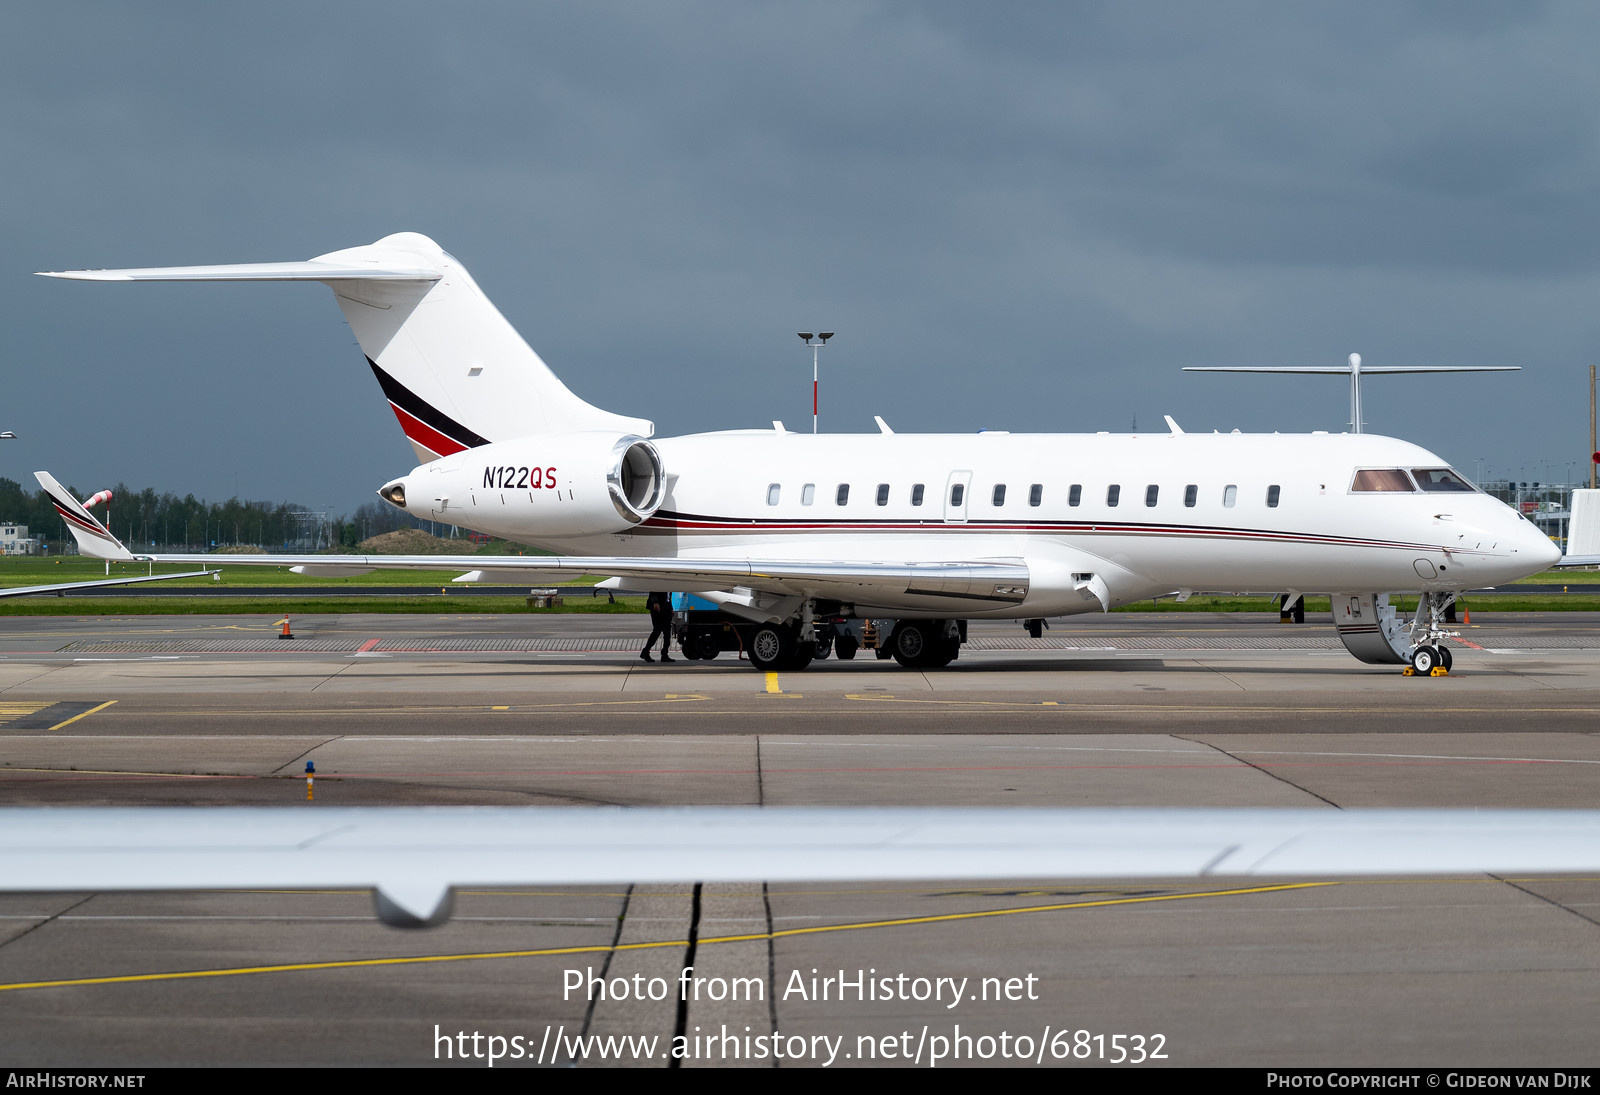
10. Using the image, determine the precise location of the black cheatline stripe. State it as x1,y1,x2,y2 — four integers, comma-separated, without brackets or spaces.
366,357,491,450
51,502,112,539
646,510,1437,552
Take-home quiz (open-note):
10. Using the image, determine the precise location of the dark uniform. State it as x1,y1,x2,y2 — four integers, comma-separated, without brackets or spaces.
642,591,674,662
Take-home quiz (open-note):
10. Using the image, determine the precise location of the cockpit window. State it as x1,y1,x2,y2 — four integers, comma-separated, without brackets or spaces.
1411,468,1475,493
1351,469,1415,492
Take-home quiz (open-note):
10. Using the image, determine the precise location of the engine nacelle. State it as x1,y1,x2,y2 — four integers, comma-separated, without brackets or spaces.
378,432,664,539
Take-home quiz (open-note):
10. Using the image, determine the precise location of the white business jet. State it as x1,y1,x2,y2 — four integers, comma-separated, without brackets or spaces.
37,233,1560,675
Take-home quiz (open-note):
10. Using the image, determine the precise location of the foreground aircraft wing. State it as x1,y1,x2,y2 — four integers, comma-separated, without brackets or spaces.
3,806,1599,927
36,472,1031,608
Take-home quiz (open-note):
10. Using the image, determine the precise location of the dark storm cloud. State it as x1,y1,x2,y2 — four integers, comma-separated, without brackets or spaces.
3,1,1598,509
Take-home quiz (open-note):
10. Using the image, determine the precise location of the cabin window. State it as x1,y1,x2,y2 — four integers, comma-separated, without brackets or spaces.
767,484,780,506
1029,483,1043,507
992,484,1006,506
876,483,890,506
1107,484,1121,507
1412,468,1475,493
1266,485,1281,507
1068,484,1082,507
1351,469,1415,492
836,484,850,505
1223,485,1237,507
1145,484,1159,507
950,483,965,506
1184,484,1197,507
801,483,815,506
911,484,925,506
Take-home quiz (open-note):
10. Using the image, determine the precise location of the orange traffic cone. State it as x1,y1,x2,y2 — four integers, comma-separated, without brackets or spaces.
279,615,294,640
1463,606,1470,626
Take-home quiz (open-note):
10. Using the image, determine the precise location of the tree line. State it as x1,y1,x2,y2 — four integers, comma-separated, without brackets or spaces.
0,477,445,553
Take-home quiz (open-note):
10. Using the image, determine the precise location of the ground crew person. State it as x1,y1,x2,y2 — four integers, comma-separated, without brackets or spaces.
642,591,674,662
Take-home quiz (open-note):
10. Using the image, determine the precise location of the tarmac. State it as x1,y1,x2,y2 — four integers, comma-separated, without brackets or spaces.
0,611,1598,1067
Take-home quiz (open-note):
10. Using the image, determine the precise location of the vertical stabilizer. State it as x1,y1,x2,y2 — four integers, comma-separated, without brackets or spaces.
314,234,652,461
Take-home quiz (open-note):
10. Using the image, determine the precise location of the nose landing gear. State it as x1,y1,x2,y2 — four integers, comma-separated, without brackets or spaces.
1402,592,1458,678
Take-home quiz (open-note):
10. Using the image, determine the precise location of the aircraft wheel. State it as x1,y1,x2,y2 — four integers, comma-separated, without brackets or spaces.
1438,645,1453,671
1409,645,1439,675
891,623,931,668
835,635,859,661
783,642,816,671
812,632,833,661
691,632,720,661
749,625,793,671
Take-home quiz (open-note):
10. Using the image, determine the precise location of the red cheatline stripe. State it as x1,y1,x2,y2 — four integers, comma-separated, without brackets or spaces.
638,514,1454,552
51,503,114,539
389,403,466,457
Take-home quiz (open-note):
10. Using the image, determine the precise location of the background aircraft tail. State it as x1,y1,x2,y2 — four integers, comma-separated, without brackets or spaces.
34,472,134,560
40,233,652,464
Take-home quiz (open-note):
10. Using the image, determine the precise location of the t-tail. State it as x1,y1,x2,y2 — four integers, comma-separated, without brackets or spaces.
38,234,651,464
35,472,134,561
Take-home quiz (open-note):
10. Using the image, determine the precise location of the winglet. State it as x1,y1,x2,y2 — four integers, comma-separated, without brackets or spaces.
34,471,135,560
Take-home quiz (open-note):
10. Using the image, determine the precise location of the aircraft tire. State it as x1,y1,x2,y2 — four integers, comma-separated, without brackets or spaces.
749,625,794,671
783,642,816,671
1409,645,1439,675
1438,645,1453,671
891,622,931,668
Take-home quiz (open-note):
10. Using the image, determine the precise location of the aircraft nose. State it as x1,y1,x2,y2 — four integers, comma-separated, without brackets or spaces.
1530,527,1563,570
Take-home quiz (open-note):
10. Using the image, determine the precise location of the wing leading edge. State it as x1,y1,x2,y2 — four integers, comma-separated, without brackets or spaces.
35,472,1030,608
4,806,1599,927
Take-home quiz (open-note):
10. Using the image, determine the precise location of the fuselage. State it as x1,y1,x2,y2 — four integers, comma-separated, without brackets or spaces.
408,428,1559,619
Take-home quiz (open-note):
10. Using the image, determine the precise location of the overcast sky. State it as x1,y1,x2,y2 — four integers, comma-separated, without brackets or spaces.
6,2,1600,512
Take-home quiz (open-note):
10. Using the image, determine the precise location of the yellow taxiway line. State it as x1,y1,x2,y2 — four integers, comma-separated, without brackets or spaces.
0,881,1326,994
46,700,117,732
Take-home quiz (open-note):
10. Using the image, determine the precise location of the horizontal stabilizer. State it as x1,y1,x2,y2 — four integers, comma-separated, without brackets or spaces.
1184,366,1520,374
37,262,439,283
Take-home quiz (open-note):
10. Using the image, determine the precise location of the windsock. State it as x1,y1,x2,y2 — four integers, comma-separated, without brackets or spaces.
82,490,113,509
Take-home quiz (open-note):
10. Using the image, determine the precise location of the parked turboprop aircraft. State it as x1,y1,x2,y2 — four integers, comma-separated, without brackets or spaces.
37,234,1562,674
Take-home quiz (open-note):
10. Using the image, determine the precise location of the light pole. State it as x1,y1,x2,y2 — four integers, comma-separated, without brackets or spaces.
797,332,833,434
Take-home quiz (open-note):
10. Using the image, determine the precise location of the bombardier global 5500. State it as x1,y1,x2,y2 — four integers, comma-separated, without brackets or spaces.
37,233,1562,675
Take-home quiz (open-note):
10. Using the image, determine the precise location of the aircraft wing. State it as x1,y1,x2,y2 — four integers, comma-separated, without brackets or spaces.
35,471,1030,609
1552,555,1600,569
3,806,1599,927
0,569,218,598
